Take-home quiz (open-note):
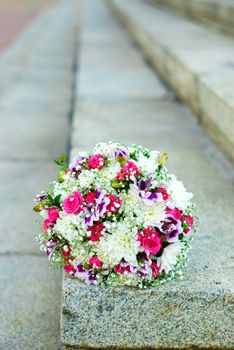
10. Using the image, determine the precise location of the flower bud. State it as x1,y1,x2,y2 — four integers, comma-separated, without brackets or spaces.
58,169,66,183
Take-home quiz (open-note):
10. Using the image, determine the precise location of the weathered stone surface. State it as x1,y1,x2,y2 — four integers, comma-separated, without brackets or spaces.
0,256,62,350
0,111,69,159
108,0,234,162
150,0,234,35
198,68,234,162
0,0,80,349
62,274,234,349
77,0,169,100
0,161,59,254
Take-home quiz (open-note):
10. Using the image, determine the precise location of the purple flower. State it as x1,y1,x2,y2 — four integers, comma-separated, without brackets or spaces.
85,190,110,226
69,153,88,171
34,193,48,202
74,262,89,279
85,272,99,285
134,179,163,205
111,146,129,159
45,238,59,260
138,264,151,278
74,262,101,285
161,215,183,243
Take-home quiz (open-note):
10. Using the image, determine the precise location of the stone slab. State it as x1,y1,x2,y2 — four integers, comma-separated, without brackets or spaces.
198,68,234,162
62,272,233,349
77,0,169,100
108,0,234,162
0,1,80,350
0,256,62,350
0,111,69,160
71,100,223,176
150,0,234,35
78,70,168,99
0,161,61,255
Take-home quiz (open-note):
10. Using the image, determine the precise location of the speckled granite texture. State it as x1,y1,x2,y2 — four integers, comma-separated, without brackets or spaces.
61,276,234,349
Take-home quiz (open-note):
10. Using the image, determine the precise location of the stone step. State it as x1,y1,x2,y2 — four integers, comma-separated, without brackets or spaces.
107,0,234,163
0,1,81,349
61,1,234,349
147,0,234,36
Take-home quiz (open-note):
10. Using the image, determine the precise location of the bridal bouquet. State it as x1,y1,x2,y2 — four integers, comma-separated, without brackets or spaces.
34,141,197,287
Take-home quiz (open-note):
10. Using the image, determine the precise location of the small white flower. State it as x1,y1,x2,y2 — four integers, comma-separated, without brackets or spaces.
78,169,96,189
157,241,184,273
39,209,48,219
167,175,193,210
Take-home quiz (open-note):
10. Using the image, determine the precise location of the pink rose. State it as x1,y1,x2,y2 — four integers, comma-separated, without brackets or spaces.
140,227,162,255
48,208,60,222
88,154,106,170
89,257,103,269
151,262,160,277
63,192,83,214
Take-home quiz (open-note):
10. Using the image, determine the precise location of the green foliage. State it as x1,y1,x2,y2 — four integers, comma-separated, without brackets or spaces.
54,153,67,170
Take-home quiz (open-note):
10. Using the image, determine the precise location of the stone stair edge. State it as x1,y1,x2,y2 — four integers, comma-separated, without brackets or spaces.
106,0,234,164
148,0,234,36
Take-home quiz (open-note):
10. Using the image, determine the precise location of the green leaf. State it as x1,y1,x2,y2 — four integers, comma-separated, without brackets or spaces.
53,153,67,168
111,180,123,189
54,194,62,207
47,194,54,205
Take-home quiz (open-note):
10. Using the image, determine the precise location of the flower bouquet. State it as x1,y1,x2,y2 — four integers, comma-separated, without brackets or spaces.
34,142,197,288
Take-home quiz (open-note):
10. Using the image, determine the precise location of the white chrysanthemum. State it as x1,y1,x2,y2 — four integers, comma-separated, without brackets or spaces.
97,222,140,266
157,241,184,273
140,201,166,227
167,175,193,210
137,151,159,175
54,213,81,242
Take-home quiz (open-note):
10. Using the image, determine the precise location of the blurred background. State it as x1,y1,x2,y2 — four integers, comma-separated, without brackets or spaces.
0,0,233,349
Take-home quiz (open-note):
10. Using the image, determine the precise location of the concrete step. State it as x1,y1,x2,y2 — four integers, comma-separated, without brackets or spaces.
147,0,234,36
107,0,234,164
61,1,234,349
